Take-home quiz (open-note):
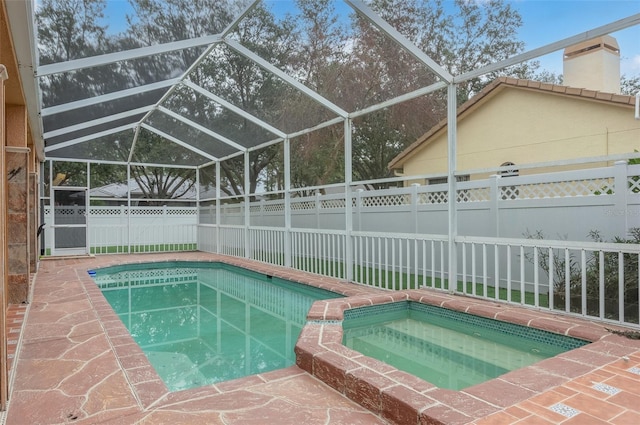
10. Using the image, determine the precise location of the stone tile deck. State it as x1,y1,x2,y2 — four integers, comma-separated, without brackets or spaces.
4,252,640,424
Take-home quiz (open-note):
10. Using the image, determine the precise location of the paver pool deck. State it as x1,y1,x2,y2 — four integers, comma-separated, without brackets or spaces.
3,252,640,424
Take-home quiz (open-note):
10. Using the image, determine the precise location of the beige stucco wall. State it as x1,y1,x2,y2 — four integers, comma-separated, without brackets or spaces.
399,87,640,182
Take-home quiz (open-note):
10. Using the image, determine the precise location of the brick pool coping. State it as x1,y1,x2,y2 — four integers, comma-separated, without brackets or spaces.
294,289,640,424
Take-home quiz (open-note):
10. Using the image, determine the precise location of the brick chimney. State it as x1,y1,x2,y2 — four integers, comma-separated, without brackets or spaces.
563,35,620,93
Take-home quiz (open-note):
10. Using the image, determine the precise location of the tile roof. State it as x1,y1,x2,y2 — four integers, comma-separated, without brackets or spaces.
388,77,636,170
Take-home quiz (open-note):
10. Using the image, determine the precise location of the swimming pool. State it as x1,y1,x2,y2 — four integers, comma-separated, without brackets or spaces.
342,301,589,390
92,261,341,391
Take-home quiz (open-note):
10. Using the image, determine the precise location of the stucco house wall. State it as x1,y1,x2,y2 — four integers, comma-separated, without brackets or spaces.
389,78,640,185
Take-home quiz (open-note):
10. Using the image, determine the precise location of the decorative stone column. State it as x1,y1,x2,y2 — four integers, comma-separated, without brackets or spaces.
5,102,30,304
29,172,38,272
6,146,30,303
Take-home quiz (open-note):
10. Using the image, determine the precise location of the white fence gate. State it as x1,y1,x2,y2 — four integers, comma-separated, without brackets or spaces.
43,205,198,255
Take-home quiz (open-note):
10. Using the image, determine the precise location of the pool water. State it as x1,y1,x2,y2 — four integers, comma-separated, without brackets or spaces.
342,302,588,390
92,262,340,391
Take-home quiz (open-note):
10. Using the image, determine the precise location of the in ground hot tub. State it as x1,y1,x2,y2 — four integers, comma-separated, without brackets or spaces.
295,290,607,424
342,301,588,390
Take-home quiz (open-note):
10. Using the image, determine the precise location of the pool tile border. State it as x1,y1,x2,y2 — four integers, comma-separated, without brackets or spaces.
295,289,640,424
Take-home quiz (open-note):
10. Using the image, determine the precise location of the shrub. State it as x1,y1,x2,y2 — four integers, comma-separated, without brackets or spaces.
525,229,639,323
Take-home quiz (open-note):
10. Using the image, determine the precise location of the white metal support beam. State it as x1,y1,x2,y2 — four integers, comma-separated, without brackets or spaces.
44,155,198,169
139,123,219,162
446,83,458,293
44,106,153,139
286,117,345,139
225,39,349,118
127,125,143,163
344,118,354,282
157,106,247,152
349,81,448,119
215,161,221,253
220,0,262,38
456,13,640,83
41,78,181,117
284,137,292,268
37,34,223,77
45,123,137,152
132,39,226,158
244,151,251,259
181,80,287,138
247,137,285,153
345,0,453,84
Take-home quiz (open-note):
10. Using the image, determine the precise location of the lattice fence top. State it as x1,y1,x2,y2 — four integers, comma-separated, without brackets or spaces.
90,208,122,216
321,199,346,209
513,178,614,200
419,191,448,204
48,207,86,215
46,206,198,216
263,203,285,212
128,208,197,216
457,188,490,203
361,194,409,207
628,175,640,194
290,200,315,211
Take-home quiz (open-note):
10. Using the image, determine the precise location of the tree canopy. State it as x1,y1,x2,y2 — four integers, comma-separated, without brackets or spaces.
37,0,626,195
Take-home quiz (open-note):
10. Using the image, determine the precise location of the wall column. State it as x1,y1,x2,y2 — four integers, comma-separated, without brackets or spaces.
5,105,30,303
0,63,9,412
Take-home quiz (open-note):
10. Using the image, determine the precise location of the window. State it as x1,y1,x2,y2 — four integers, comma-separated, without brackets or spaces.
499,162,519,177
427,175,470,185
499,162,519,200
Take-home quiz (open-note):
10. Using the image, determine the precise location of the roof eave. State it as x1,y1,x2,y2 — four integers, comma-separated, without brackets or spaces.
5,0,45,161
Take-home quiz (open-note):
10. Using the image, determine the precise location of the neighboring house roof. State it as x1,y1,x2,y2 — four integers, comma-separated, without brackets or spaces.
89,178,197,199
388,77,637,170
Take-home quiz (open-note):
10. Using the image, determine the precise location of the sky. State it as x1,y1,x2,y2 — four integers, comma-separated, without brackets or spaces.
511,0,640,76
101,0,640,77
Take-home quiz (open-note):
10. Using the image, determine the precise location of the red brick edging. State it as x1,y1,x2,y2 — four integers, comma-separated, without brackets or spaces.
294,289,638,424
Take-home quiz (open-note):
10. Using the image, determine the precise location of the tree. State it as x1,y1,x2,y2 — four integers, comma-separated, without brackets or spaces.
621,74,640,96
280,0,350,189
38,0,535,192
371,0,532,104
352,111,410,185
36,0,130,106
342,0,532,182
37,0,107,64
535,70,564,85
183,3,298,197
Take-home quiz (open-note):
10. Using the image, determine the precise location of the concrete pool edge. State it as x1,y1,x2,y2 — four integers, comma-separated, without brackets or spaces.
295,289,640,425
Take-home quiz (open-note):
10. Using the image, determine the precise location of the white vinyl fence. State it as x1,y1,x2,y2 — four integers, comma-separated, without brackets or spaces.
198,161,640,328
44,205,198,254
43,161,640,327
